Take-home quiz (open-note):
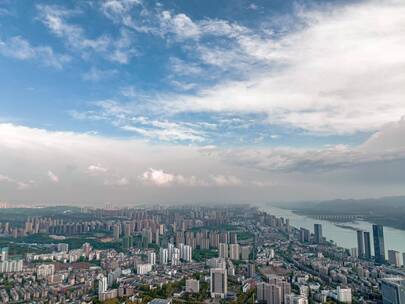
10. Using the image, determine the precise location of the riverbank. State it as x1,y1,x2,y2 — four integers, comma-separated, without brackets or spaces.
262,204,405,254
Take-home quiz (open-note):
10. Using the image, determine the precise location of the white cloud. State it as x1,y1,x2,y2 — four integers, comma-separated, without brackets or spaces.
159,11,201,40
217,118,405,173
210,174,241,186
0,174,14,183
121,122,205,143
37,5,108,51
88,164,108,173
120,86,137,97
140,168,205,187
140,168,243,187
141,168,177,186
0,123,262,203
72,100,207,143
153,0,405,135
2,121,405,203
104,177,129,186
101,0,142,25
47,170,59,183
37,4,136,64
88,164,130,187
248,4,259,10
169,57,203,76
0,174,34,190
0,8,11,16
0,36,70,69
101,0,142,19
82,67,118,82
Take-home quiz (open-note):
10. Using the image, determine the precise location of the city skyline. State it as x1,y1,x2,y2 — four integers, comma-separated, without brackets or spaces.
2,0,405,204
0,204,403,303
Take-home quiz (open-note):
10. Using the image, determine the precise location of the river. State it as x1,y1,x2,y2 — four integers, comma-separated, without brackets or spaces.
263,204,405,256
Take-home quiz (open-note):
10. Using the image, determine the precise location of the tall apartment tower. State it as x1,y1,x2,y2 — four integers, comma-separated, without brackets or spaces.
148,251,156,265
380,278,405,304
98,276,108,294
229,244,240,260
159,248,168,265
219,243,228,258
314,224,323,244
1,247,8,262
210,268,228,298
388,250,401,267
373,224,385,264
230,232,238,244
357,230,365,258
257,279,291,304
113,224,120,241
363,231,372,260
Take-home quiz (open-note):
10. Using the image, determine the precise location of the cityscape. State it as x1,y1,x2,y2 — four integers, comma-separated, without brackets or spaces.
1,0,405,303
0,204,404,304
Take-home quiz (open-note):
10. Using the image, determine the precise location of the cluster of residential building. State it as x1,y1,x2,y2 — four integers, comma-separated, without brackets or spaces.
0,205,403,304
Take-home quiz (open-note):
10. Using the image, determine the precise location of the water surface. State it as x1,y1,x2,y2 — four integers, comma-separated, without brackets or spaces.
263,205,405,256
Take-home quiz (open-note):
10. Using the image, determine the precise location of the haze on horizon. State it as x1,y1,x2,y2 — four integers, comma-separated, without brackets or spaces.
1,0,405,205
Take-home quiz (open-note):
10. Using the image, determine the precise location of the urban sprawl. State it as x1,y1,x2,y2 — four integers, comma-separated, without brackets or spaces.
0,205,404,304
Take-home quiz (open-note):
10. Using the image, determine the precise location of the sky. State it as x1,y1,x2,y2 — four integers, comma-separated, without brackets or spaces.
1,0,405,206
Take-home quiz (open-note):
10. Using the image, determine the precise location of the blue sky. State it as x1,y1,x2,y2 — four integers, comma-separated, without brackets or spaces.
0,0,367,147
1,0,405,205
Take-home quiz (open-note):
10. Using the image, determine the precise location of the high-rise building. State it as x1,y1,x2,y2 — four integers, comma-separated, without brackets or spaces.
364,232,372,260
336,286,352,303
388,250,401,267
113,224,120,241
299,228,310,243
357,230,365,258
209,232,220,248
168,243,174,260
268,277,291,304
136,263,152,274
206,257,226,269
219,243,228,258
314,224,323,244
1,247,8,262
258,282,284,304
123,236,133,251
171,247,180,265
350,248,358,258
381,278,405,304
257,282,267,303
219,231,228,244
57,243,69,252
181,245,192,262
241,246,251,260
230,232,238,244
285,294,309,304
210,268,227,298
248,262,255,278
124,223,132,236
159,248,168,265
148,251,156,265
154,230,160,245
98,276,108,294
186,279,200,293
0,259,23,273
229,244,240,260
143,228,153,245
373,224,385,264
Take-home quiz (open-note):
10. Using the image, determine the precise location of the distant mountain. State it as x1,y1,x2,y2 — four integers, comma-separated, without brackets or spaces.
297,196,405,214
285,196,405,230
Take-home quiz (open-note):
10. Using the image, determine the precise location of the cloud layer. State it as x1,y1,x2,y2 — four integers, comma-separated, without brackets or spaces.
2,1,405,204
155,0,405,135
2,119,405,204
